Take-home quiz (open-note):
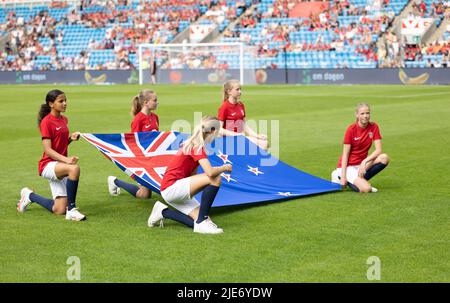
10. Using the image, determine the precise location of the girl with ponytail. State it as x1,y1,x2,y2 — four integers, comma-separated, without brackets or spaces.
148,116,232,234
17,89,86,221
107,89,159,200
130,89,159,131
218,79,269,150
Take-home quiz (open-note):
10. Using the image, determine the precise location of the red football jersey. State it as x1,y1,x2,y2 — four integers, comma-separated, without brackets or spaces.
38,114,69,175
217,100,246,133
160,146,207,192
131,112,159,132
338,122,382,167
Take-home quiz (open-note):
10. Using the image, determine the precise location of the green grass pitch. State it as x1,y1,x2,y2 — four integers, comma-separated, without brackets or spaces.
1,84,449,282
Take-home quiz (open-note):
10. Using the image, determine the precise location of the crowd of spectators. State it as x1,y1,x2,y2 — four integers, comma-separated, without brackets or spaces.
403,40,450,67
411,0,450,18
0,9,62,70
164,50,218,68
0,0,212,70
204,0,247,25
224,0,392,66
377,33,450,68
377,0,450,68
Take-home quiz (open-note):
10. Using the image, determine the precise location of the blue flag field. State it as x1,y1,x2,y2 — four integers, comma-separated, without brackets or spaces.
81,131,341,207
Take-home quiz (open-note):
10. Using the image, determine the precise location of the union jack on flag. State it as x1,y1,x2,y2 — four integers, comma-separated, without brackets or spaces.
81,132,341,207
82,131,187,194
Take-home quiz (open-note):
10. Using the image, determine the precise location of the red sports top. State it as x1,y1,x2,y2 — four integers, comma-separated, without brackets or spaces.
131,112,159,132
217,100,246,133
38,114,69,175
160,146,208,192
338,122,382,167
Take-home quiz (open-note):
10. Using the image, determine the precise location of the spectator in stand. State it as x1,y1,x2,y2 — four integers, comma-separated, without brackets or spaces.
418,0,427,17
223,28,234,38
67,9,81,25
436,0,445,16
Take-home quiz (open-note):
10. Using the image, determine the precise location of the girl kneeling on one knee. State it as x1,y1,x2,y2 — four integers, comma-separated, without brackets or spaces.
17,89,86,221
148,116,232,234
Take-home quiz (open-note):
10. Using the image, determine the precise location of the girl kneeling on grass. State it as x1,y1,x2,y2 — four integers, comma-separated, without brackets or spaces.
218,79,269,150
331,102,390,193
148,116,232,234
17,89,86,221
107,89,159,200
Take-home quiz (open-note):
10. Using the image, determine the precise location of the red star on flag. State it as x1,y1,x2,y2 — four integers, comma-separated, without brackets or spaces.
247,165,264,176
221,173,237,183
217,150,232,164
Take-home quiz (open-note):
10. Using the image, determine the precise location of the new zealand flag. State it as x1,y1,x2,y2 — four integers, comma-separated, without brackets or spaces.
81,132,341,207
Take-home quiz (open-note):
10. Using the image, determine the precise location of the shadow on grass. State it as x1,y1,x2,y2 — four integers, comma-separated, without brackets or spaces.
91,189,345,222
211,189,343,217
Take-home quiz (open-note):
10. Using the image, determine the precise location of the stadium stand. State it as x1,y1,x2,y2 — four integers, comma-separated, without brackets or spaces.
399,0,450,68
0,0,449,71
0,0,213,70
220,0,409,68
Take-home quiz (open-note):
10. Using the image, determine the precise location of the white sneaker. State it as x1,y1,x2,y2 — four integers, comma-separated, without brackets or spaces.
371,186,378,193
65,207,86,221
194,217,224,234
107,176,121,196
17,187,33,212
148,201,167,227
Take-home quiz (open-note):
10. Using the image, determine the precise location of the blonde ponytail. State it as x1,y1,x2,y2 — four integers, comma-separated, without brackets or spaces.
130,89,156,116
183,116,220,155
130,95,141,116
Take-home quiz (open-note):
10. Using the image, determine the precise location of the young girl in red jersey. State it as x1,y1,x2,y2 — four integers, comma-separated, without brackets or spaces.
218,79,269,150
17,89,86,220
148,116,232,234
107,89,159,199
331,103,390,193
